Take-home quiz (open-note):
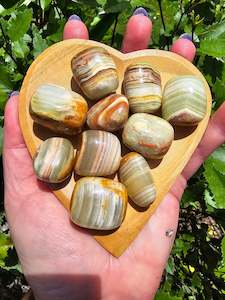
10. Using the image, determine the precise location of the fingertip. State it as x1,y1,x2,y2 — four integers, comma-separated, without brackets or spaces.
4,93,19,120
63,19,89,40
122,14,152,53
170,38,196,62
4,93,25,149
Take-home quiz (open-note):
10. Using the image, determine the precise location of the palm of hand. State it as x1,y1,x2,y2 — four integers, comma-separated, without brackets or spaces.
3,14,225,300
4,131,180,299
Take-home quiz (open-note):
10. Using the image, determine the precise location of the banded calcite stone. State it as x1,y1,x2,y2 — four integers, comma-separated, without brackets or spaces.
75,130,121,176
122,113,174,159
87,94,129,132
33,137,75,183
162,75,207,126
71,47,119,101
30,84,88,135
71,177,128,230
123,63,162,113
119,152,156,207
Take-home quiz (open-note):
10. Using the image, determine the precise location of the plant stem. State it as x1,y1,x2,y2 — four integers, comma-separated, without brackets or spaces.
173,0,184,36
157,0,166,32
111,15,118,47
172,0,195,37
157,0,170,50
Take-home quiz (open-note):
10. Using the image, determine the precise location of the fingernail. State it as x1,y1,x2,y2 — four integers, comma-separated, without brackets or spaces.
180,33,192,41
68,14,81,21
133,7,148,17
9,91,19,98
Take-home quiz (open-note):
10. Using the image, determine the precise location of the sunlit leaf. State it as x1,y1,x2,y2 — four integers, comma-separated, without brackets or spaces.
0,233,13,267
40,0,53,10
32,25,48,58
204,156,225,209
199,38,225,57
201,21,225,40
11,36,30,58
0,65,13,111
7,8,32,41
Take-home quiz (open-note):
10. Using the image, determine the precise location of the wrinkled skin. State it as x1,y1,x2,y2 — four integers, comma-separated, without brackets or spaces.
3,14,225,300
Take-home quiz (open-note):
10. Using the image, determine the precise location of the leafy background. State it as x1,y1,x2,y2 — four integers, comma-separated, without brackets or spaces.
0,0,225,299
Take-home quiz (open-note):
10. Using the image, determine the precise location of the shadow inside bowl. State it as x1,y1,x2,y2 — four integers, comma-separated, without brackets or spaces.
33,123,82,149
174,125,197,140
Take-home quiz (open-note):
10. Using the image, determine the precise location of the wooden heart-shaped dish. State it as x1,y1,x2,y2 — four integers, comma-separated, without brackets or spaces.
19,39,212,257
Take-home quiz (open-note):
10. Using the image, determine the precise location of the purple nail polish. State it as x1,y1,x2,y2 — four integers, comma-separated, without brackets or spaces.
180,33,192,41
133,7,148,17
9,91,19,98
68,14,81,21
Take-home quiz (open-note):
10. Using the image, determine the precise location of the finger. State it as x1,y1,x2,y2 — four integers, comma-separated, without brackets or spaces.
121,8,152,53
63,15,89,40
3,92,25,149
182,101,225,179
3,94,51,213
170,35,196,62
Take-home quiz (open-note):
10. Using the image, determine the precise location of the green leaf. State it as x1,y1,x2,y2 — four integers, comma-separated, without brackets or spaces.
181,189,199,209
155,290,182,300
7,8,32,42
211,158,225,175
199,38,225,58
222,237,225,264
0,126,3,155
173,234,194,257
32,25,48,58
211,144,225,163
0,4,5,14
0,233,13,267
166,256,175,275
213,79,225,109
90,13,117,41
97,0,106,5
0,65,13,111
47,19,66,43
204,189,217,210
201,21,225,40
204,156,225,209
73,0,99,7
40,0,53,10
12,36,30,58
104,0,131,13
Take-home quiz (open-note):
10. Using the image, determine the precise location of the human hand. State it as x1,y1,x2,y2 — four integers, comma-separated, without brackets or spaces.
3,8,225,300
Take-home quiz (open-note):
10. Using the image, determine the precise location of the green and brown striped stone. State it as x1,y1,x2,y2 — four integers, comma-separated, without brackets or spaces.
71,47,119,101
87,94,129,132
119,152,156,207
71,177,127,230
75,130,121,176
122,113,174,159
33,137,75,183
123,63,162,113
162,75,207,126
30,83,88,135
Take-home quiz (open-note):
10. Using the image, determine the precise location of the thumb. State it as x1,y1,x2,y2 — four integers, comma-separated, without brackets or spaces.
3,92,26,150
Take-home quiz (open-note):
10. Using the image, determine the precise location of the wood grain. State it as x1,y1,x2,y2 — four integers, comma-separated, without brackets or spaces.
19,39,212,257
